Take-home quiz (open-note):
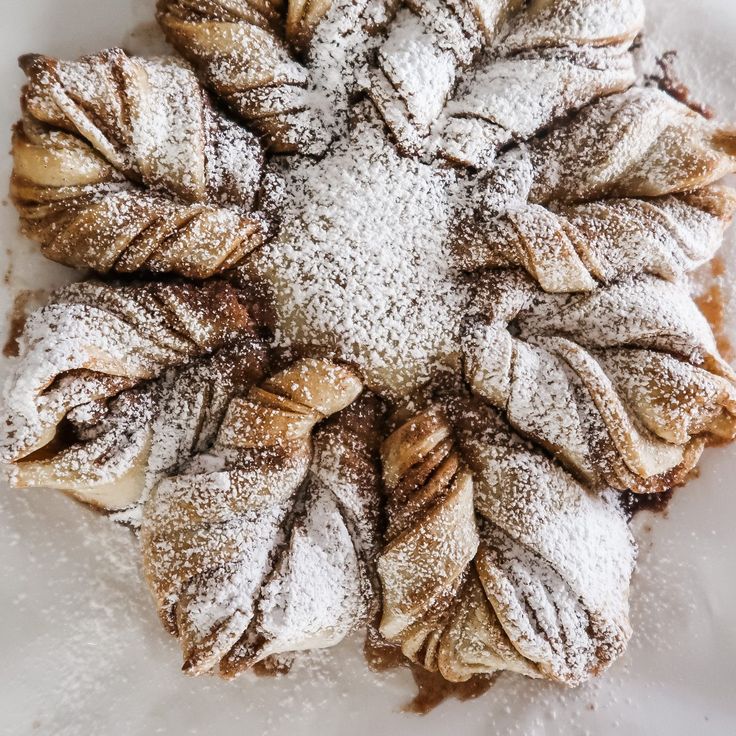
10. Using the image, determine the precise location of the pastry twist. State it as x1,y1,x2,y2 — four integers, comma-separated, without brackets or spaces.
157,0,331,154
378,401,635,685
528,87,736,203
438,47,636,169
463,270,736,493
12,49,267,278
378,406,479,668
221,392,384,675
365,0,525,154
141,358,365,675
438,0,644,167
458,151,736,291
0,280,260,509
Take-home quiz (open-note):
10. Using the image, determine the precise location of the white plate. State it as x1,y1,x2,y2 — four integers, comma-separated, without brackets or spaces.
1,1,735,734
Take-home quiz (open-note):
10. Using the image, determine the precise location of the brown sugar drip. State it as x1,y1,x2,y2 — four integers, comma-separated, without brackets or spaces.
694,256,734,362
364,627,495,715
3,248,11,285
652,51,715,119
621,465,706,520
364,626,410,672
621,488,675,520
406,667,496,715
252,657,292,678
2,290,45,358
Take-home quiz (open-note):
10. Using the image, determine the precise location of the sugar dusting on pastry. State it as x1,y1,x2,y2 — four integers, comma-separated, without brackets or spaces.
377,401,636,685
139,360,379,676
250,112,470,398
0,280,258,510
2,0,736,706
13,50,268,277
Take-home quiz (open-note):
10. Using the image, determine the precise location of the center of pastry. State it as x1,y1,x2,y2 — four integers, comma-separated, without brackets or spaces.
251,119,470,398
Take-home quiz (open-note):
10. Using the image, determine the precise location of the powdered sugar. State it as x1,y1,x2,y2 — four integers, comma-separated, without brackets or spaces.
0,280,256,510
141,369,379,675
256,486,365,655
500,0,645,53
378,401,636,685
3,0,736,714
305,0,395,139
465,271,736,493
251,114,470,399
23,50,264,205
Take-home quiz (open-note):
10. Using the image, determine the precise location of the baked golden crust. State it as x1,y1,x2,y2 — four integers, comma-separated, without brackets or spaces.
0,280,263,509
378,401,635,685
140,359,366,675
528,88,736,203
458,183,736,292
156,0,328,153
12,50,267,278
464,270,736,493
3,0,736,693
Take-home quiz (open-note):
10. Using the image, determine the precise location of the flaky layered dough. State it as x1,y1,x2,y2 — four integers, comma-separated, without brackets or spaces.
156,0,398,153
3,0,736,693
0,280,264,509
436,0,645,167
156,0,328,153
12,50,267,277
463,271,736,493
459,176,736,292
140,359,376,675
528,87,736,203
378,402,635,685
366,0,527,154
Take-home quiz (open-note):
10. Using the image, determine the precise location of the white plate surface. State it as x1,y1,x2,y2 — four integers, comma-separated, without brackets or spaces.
1,1,736,734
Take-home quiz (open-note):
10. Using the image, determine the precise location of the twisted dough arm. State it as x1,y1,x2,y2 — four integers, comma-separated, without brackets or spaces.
528,87,736,203
12,50,267,278
439,47,636,170
365,0,525,155
220,392,384,675
141,359,364,676
132,341,268,506
501,0,645,51
156,0,332,154
377,401,635,685
457,148,736,291
378,406,479,669
438,0,644,168
463,271,736,493
458,404,635,685
0,280,261,509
